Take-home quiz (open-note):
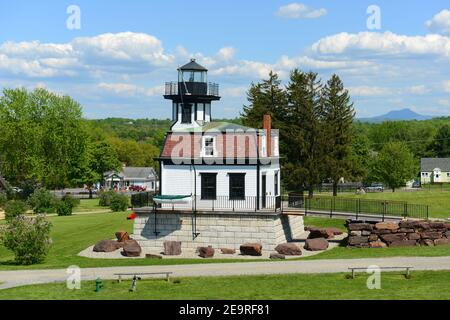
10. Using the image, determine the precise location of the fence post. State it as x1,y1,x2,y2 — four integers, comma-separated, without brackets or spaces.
426,205,429,220
404,203,408,218
304,195,308,216
356,199,360,220
255,196,257,212
382,202,386,222
330,197,334,218
232,199,235,212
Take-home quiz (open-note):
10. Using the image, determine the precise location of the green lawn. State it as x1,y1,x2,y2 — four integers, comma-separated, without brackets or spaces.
317,185,450,219
73,198,110,213
1,271,449,300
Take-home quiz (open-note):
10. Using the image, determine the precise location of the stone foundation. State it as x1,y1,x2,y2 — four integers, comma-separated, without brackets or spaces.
132,209,304,251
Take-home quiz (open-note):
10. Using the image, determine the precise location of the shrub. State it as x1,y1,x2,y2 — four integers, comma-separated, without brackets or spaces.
109,193,130,212
98,190,115,207
0,192,7,209
5,200,28,220
0,214,52,265
56,199,73,216
27,189,57,213
62,194,80,208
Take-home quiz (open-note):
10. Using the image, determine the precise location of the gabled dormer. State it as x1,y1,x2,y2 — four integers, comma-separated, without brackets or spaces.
164,59,220,131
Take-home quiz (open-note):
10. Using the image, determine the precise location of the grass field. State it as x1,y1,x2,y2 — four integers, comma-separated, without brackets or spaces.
1,271,449,300
313,185,450,219
0,213,449,271
73,199,109,213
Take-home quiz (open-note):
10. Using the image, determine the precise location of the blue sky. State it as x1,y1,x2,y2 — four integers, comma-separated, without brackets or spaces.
1,0,450,119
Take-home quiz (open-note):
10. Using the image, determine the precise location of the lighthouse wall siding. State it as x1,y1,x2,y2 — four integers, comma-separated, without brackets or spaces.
133,211,304,251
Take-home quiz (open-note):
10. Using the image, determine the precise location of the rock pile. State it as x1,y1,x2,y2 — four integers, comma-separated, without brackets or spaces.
240,243,262,256
346,220,450,248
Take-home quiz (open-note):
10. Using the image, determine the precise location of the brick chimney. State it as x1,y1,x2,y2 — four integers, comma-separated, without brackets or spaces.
263,114,272,157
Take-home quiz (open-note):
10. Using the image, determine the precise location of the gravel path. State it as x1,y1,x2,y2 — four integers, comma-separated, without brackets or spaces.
1,256,450,290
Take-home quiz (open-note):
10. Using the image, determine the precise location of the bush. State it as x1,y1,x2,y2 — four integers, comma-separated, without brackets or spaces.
98,190,115,207
109,193,130,212
0,214,52,265
0,192,7,209
5,200,28,220
27,189,57,213
56,200,73,216
62,194,80,208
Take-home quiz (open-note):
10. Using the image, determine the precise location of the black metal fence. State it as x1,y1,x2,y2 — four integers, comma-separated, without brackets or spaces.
131,193,281,212
285,194,429,220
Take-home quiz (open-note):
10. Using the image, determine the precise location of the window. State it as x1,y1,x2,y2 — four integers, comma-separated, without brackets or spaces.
181,104,191,123
274,172,279,196
261,135,267,157
447,173,450,177
229,173,245,200
202,136,215,156
201,173,217,200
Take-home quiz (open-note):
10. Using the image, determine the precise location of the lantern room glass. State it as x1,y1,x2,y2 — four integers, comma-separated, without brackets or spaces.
179,70,207,83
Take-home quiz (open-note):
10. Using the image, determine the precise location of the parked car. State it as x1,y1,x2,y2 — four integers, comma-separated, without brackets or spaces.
364,183,384,192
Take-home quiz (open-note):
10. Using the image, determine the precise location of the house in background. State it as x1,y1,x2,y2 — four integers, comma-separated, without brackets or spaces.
420,158,450,184
103,166,158,192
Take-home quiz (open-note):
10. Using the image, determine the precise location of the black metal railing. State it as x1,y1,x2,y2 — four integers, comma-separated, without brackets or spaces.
131,193,281,212
284,194,428,220
165,82,219,96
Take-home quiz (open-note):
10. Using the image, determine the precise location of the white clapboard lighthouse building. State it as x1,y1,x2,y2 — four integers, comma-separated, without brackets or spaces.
132,59,304,252
157,59,280,210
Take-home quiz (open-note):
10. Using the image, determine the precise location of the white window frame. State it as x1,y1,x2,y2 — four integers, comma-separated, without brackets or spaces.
261,135,267,157
201,136,216,157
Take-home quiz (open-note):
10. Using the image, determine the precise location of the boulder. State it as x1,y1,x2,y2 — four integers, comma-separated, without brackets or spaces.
399,220,420,229
348,223,373,231
398,228,415,233
240,243,262,256
379,233,406,243
198,246,215,258
420,239,435,247
274,243,302,256
434,238,450,246
372,229,392,235
145,254,162,259
417,222,431,230
93,239,121,252
270,253,285,259
164,241,182,255
375,222,399,231
348,236,369,246
420,231,442,240
308,228,334,239
350,231,362,236
361,230,371,236
445,223,450,230
407,233,421,240
369,241,387,248
429,222,446,229
446,231,450,238
304,238,329,251
368,234,379,242
220,248,236,254
121,239,142,257
388,240,417,247
328,228,344,235
115,231,130,242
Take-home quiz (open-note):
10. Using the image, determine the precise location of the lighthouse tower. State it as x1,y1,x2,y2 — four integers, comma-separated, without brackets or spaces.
164,59,220,131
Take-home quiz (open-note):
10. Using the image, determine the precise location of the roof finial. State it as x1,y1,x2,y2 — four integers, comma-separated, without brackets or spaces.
190,58,196,62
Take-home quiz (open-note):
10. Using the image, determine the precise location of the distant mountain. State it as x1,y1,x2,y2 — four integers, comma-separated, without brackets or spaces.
357,108,433,123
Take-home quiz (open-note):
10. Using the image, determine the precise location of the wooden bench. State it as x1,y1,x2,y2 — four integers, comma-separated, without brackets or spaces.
114,272,173,283
348,266,413,279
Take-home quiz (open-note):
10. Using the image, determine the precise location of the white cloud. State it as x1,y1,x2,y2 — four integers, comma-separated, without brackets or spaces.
348,86,393,97
407,85,430,95
426,9,450,34
443,80,450,92
97,82,164,97
276,3,327,19
216,47,236,61
311,31,450,58
437,99,449,106
222,86,248,97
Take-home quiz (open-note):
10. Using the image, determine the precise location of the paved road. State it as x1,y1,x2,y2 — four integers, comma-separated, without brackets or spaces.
1,256,450,290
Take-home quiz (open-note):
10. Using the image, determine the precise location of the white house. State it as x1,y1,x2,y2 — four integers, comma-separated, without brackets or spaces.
157,59,280,210
103,166,158,191
420,158,450,184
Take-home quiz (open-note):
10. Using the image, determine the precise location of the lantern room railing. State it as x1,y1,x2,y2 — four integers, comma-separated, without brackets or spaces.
165,82,219,97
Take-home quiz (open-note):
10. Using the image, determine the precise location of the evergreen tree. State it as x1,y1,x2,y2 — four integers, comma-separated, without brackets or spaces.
427,124,450,157
321,74,355,196
283,70,324,197
241,71,287,130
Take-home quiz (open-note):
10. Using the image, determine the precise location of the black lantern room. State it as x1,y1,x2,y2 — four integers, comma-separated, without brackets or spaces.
165,59,220,126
